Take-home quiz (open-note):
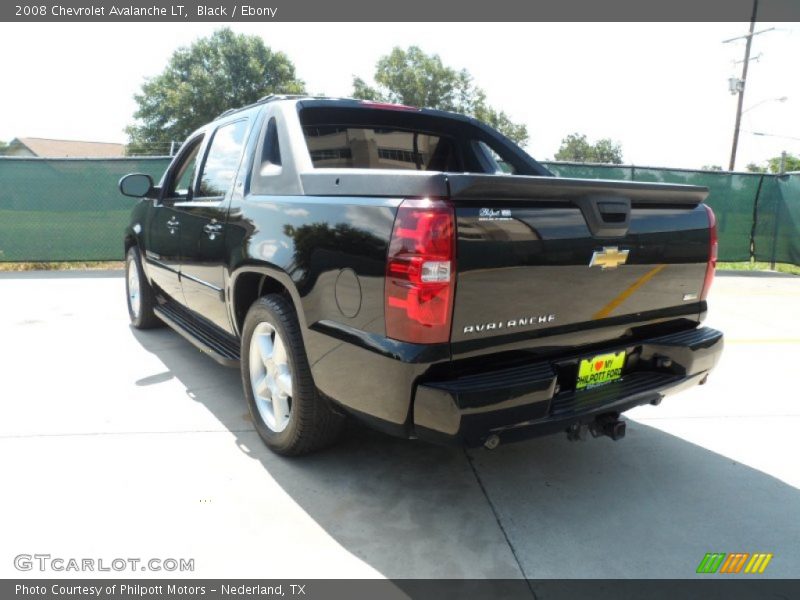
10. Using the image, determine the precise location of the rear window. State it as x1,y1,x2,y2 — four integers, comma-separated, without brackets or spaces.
303,125,459,171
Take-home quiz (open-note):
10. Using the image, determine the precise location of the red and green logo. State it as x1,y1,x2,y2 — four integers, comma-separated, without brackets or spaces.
696,552,773,574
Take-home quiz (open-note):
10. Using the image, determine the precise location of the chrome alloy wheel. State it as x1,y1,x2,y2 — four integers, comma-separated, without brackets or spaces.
249,322,293,432
127,259,141,319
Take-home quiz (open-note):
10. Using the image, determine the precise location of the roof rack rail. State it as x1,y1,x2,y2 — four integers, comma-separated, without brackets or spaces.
217,108,237,118
256,93,308,103
214,94,316,119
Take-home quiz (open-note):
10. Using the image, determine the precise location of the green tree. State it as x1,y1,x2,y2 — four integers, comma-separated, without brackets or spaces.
352,46,528,146
0,140,8,156
745,162,766,173
126,28,304,154
767,153,800,173
746,155,800,174
554,133,623,164
702,164,723,171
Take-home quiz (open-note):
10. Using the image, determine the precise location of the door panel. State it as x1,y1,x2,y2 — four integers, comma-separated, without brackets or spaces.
179,203,231,332
145,206,183,302
146,135,205,308
180,118,250,334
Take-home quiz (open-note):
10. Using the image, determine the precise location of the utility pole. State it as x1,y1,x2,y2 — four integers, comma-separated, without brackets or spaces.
728,0,759,171
725,0,772,171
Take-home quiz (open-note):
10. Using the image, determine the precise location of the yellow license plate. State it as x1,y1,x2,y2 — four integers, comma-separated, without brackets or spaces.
576,351,626,390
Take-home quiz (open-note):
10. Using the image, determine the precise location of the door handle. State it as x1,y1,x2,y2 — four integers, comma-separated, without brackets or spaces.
575,196,631,238
203,222,223,240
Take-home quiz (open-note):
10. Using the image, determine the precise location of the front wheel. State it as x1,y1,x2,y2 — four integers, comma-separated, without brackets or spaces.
241,294,345,456
125,246,161,329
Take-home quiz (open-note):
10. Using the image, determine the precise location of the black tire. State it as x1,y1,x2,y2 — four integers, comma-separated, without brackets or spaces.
241,294,345,456
125,246,162,330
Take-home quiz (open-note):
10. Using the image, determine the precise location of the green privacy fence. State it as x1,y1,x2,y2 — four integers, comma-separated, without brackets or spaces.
0,157,798,265
0,157,170,262
751,174,800,267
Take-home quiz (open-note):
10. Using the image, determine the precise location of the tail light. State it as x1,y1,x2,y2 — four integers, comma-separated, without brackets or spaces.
700,204,718,301
385,199,455,344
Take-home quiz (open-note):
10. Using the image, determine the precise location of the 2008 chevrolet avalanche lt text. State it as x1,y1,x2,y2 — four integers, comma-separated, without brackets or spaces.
119,96,723,456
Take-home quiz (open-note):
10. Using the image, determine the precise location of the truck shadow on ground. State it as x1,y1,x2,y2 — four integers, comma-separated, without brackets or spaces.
130,327,800,579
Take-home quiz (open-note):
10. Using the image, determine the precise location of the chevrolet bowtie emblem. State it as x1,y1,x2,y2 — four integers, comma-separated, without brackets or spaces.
590,246,629,269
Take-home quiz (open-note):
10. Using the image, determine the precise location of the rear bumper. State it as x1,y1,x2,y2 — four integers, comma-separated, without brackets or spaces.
413,327,723,446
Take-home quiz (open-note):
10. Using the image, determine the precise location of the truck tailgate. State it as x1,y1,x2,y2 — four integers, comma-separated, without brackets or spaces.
447,174,711,357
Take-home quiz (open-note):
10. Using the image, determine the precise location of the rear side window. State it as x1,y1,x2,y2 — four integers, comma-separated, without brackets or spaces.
197,119,248,198
303,126,459,171
262,118,282,166
477,141,517,174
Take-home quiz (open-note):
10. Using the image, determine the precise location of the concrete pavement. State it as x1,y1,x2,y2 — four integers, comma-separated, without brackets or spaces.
0,270,797,579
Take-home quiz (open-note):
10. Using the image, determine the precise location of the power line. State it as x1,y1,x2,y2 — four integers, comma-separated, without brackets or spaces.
745,130,800,142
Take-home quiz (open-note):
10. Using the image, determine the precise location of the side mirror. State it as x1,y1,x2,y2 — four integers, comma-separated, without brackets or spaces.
119,173,155,198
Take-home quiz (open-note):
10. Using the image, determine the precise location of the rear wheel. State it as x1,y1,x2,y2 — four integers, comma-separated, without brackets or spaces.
125,246,161,329
242,294,345,456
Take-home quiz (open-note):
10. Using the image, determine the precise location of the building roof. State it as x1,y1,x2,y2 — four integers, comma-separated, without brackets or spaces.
8,137,126,158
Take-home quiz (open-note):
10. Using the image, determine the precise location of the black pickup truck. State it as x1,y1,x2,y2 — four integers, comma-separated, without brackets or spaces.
120,96,723,455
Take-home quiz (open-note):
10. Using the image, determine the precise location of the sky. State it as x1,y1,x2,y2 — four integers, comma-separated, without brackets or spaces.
0,21,798,170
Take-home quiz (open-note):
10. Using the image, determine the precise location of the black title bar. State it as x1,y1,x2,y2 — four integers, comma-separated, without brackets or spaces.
4,0,800,22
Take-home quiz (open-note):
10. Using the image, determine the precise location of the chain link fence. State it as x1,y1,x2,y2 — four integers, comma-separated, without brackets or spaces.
0,157,797,266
